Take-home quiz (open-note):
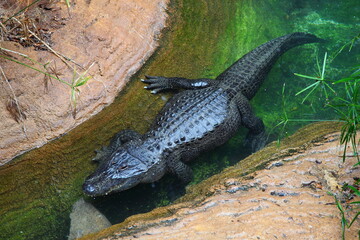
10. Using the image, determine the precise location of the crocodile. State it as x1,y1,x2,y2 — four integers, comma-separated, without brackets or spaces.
83,32,323,196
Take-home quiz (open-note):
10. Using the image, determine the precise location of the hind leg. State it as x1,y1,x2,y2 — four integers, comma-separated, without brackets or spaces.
235,93,266,152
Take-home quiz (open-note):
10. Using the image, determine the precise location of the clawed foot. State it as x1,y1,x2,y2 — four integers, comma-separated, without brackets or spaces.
92,146,112,163
244,131,267,153
141,75,172,94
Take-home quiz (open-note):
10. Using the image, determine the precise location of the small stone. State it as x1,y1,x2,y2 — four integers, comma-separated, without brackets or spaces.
68,198,111,240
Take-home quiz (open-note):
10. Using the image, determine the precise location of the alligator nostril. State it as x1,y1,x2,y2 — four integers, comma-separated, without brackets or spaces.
83,183,96,195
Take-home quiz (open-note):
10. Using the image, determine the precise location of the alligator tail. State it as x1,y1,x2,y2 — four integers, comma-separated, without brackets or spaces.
217,32,324,100
280,32,325,52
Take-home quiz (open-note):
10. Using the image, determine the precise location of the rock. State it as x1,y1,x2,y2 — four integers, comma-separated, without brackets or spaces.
0,0,169,165
78,123,359,240
68,198,111,240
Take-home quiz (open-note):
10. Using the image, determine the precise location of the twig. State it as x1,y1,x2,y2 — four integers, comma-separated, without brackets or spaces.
0,21,7,33
2,0,41,24
28,27,84,69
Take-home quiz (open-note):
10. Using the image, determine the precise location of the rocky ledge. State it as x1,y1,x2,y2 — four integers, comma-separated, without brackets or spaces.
0,0,169,165
80,122,359,240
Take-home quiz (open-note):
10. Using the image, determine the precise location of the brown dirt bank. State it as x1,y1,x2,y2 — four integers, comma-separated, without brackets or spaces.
81,122,359,240
0,0,169,165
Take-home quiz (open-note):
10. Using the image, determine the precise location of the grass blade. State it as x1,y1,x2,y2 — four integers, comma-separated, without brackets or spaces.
0,55,71,87
301,82,319,103
295,81,319,96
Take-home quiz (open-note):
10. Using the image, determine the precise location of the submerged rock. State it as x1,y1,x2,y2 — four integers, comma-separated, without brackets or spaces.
68,198,111,240
79,123,359,239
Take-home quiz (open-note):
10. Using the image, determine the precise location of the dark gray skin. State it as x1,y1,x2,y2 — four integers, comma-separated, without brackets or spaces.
83,32,323,196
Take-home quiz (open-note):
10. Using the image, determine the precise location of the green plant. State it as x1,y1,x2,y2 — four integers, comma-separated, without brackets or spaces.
1,0,92,116
332,180,360,240
270,82,333,145
294,52,359,162
330,67,360,162
330,33,360,62
0,47,93,117
295,52,336,103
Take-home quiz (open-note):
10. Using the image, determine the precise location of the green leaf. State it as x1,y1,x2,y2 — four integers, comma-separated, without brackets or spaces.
294,73,322,80
300,82,319,104
321,52,328,80
324,82,337,95
351,68,360,77
346,185,360,196
348,212,360,228
295,81,319,96
74,76,91,87
334,77,355,84
71,88,76,102
72,62,94,87
65,0,71,8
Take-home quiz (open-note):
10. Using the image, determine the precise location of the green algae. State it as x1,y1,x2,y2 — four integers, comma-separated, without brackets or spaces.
0,0,359,239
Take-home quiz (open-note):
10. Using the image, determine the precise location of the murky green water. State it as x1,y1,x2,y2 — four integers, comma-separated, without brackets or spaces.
0,0,359,239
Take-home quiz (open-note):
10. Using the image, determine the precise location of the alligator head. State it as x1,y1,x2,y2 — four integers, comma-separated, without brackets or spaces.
83,146,150,196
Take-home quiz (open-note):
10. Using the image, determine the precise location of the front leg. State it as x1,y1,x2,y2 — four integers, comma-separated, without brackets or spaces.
167,154,193,184
235,93,267,152
141,75,217,94
92,129,141,163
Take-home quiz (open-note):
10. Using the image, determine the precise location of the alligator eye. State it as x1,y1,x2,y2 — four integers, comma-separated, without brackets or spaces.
119,165,128,170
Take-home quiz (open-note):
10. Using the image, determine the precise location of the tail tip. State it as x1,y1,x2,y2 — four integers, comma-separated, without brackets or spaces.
293,32,326,43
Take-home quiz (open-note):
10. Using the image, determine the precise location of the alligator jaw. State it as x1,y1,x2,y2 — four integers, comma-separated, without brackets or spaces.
82,170,144,197
82,179,130,197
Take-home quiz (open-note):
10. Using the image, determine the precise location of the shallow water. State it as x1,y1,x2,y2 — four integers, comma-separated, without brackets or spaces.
0,0,359,239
